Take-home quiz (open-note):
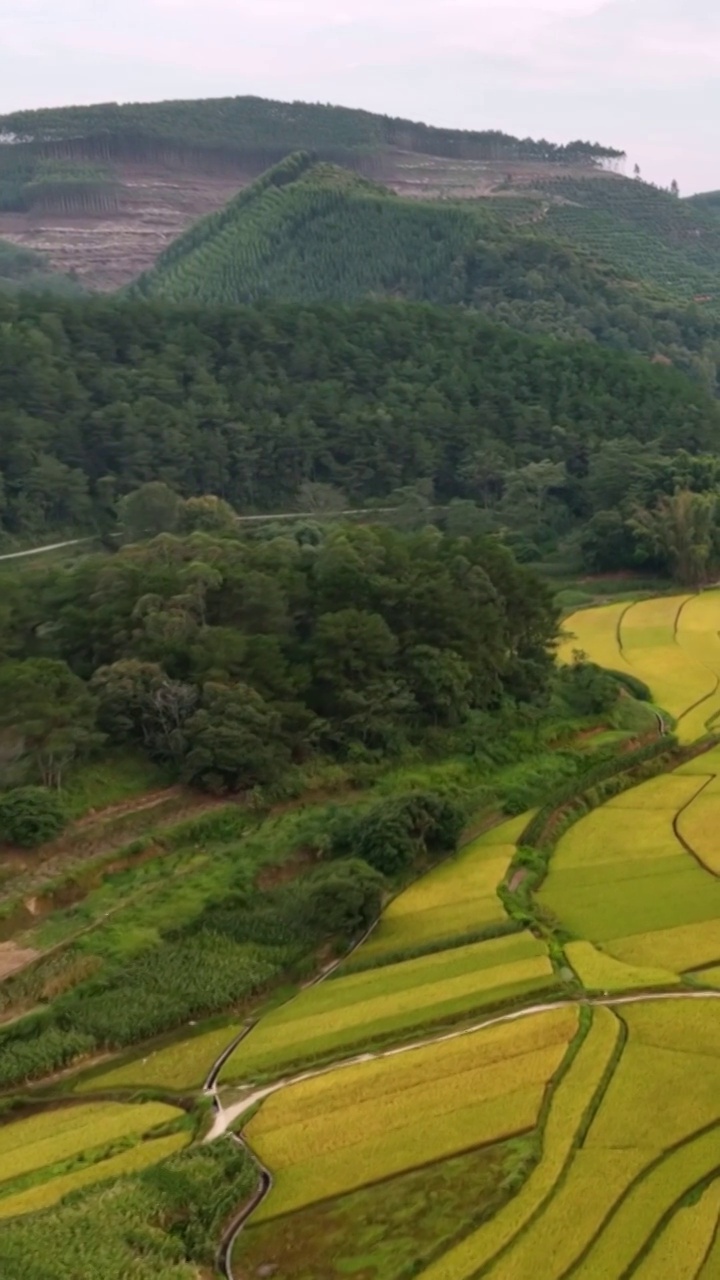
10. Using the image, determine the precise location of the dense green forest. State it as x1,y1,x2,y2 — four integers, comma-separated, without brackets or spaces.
0,95,622,168
1,294,719,567
131,154,720,385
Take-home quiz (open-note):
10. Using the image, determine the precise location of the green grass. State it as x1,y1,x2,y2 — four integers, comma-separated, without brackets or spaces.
60,752,170,820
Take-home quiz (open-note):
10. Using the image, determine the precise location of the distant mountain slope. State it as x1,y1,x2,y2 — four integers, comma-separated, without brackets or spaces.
0,95,622,169
686,191,720,218
528,176,720,307
0,92,623,289
131,154,720,387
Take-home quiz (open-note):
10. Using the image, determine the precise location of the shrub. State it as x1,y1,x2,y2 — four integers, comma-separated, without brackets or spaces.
330,792,465,877
0,786,67,847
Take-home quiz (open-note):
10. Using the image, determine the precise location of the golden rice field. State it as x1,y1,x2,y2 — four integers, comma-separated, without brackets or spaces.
358,813,529,960
379,1002,720,1280
246,1005,579,1219
539,763,720,976
560,590,720,741
0,1100,182,1185
219,930,554,1082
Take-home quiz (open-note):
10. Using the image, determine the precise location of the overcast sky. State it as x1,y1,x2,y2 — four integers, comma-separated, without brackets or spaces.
3,0,718,194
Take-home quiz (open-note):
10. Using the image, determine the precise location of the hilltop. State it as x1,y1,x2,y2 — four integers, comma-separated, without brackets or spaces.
0,93,621,289
131,152,720,383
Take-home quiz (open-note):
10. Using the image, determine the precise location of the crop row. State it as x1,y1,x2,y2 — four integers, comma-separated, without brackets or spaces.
418,1006,622,1279
219,937,553,1081
0,1101,182,1186
359,814,526,961
0,1133,189,1222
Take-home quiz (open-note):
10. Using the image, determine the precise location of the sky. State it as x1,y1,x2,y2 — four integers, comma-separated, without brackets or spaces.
3,0,718,194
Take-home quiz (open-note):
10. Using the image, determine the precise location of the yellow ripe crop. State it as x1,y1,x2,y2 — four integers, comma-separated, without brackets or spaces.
676,790,720,874
550,804,687,872
229,955,553,1060
495,1148,650,1280
619,998,720,1058
631,1179,720,1280
356,813,530,960
557,603,629,672
576,1126,720,1280
694,964,720,987
698,1202,720,1279
76,1024,241,1093
364,893,506,958
250,1006,579,1134
250,1043,567,1170
0,1133,188,1221
564,941,679,993
417,1007,622,1280
607,919,720,973
584,1041,720,1152
253,1085,545,1221
0,1102,182,1185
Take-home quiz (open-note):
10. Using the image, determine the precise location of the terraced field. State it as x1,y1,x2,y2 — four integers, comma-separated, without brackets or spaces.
3,590,720,1279
559,591,720,741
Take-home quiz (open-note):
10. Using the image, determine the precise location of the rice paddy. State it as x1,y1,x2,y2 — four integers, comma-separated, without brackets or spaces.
560,590,720,740
219,932,555,1082
245,1006,578,1220
358,814,528,960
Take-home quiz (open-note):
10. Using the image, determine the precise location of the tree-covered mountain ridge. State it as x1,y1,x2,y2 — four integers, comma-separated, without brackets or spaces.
0,92,624,290
130,152,720,390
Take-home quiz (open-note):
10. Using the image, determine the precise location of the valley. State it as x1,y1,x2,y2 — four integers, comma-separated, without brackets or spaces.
0,86,720,1280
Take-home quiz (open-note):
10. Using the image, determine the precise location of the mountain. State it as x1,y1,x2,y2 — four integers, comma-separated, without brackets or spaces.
130,153,720,388
0,93,621,290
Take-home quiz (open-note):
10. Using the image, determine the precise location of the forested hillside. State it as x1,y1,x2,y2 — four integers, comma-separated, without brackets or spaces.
534,175,720,307
132,154,720,385
0,91,624,288
1,295,718,563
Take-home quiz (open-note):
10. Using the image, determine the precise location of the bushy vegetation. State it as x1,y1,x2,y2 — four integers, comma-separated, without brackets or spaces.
0,523,558,788
328,792,465,876
0,856,383,1088
0,786,67,847
0,1139,257,1279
